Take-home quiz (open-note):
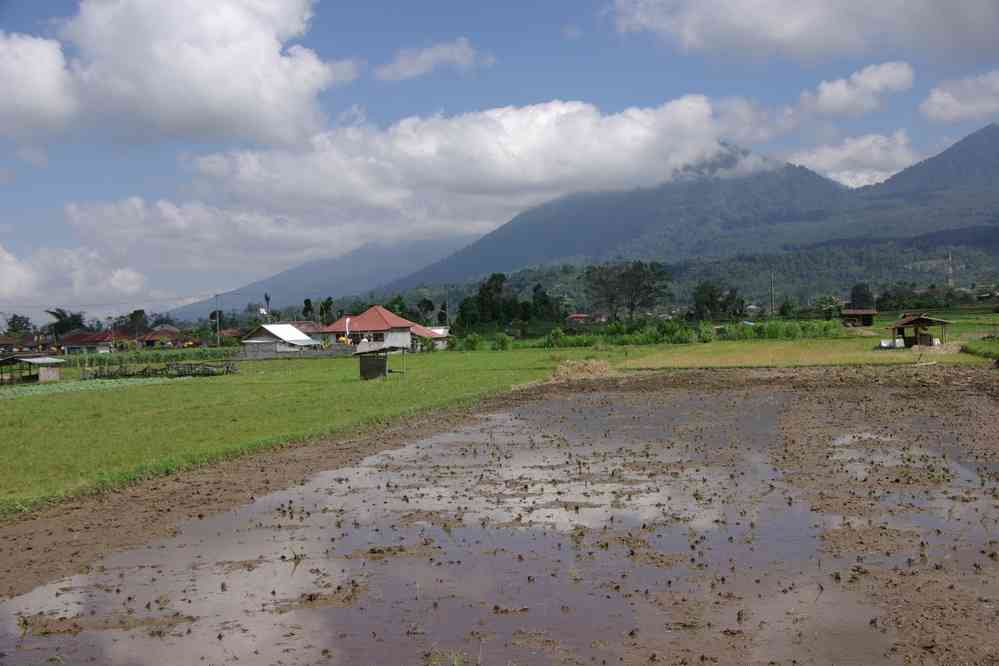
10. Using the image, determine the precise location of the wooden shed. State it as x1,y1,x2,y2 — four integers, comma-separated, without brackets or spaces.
0,355,66,385
887,314,952,348
840,308,877,327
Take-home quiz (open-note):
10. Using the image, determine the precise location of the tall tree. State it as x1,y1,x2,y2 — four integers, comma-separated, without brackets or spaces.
44,308,86,338
691,281,724,321
582,264,623,320
302,298,314,321
127,309,149,337
3,313,32,335
437,302,449,326
476,273,507,323
416,298,435,324
318,297,335,324
618,261,670,318
850,283,875,309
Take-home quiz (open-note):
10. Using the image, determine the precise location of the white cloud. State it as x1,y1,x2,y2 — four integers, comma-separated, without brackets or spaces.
62,96,773,288
63,0,358,144
614,0,999,60
788,130,918,187
375,37,494,81
0,1,359,145
0,31,78,140
0,242,148,317
65,197,363,277
920,69,999,123
192,96,768,221
799,62,913,117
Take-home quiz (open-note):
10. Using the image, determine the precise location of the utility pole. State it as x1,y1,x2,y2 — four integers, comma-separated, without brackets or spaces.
215,294,221,347
770,271,776,316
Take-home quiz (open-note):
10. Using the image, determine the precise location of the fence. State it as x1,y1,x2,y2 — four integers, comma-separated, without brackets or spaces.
234,342,355,361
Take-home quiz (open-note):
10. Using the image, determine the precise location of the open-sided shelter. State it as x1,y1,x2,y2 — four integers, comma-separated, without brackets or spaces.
887,313,951,348
0,355,65,384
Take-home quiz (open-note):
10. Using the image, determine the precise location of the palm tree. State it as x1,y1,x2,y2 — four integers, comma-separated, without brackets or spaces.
45,308,85,340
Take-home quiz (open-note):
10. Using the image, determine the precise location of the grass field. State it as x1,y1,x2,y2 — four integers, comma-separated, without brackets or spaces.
1,326,995,516
621,337,989,370
962,337,999,360
0,348,632,515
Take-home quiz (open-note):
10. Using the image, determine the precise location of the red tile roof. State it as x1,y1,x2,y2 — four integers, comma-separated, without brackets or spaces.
324,305,419,334
60,330,114,345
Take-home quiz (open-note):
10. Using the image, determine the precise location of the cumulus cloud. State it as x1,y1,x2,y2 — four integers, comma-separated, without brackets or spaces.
799,62,914,117
788,130,918,187
0,31,78,140
920,69,999,123
0,0,358,145
65,197,362,276
62,96,774,287
614,0,999,60
375,37,494,81
0,242,148,317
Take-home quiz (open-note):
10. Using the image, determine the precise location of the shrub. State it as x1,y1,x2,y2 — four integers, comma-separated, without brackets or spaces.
544,327,566,348
492,332,513,351
462,333,483,351
696,322,715,343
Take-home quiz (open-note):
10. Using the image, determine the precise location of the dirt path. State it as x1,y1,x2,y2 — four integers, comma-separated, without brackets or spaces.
1,366,997,665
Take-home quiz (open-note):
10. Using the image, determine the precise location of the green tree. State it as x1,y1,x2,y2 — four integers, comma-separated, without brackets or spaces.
318,297,335,324
385,294,407,316
582,264,624,320
302,298,314,321
477,273,508,323
417,297,435,324
3,313,32,335
619,261,670,318
437,302,449,326
850,283,875,309
778,297,798,319
44,308,86,339
691,281,724,321
813,295,841,320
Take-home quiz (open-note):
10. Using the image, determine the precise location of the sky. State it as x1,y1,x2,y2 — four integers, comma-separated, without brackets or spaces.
1,0,999,324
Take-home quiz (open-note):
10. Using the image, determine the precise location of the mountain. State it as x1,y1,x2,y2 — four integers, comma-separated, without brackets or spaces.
868,123,999,195
381,124,999,293
170,236,476,320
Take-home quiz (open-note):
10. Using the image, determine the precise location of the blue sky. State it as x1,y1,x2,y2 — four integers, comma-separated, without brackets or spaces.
1,0,998,322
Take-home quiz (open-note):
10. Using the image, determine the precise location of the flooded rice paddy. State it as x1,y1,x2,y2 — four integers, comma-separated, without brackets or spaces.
2,383,998,664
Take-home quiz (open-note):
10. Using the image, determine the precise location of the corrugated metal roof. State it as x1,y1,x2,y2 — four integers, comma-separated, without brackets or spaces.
0,355,66,366
887,313,952,329
254,324,319,345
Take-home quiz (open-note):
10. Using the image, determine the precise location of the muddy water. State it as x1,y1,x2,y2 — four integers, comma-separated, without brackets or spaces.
1,389,994,665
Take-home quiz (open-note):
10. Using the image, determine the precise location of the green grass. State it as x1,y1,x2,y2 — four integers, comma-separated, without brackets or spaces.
0,348,634,516
621,337,989,370
962,337,999,360
872,305,999,341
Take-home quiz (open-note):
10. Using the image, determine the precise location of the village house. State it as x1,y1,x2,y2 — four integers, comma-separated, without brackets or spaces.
324,305,448,351
138,324,188,348
240,323,321,356
0,336,16,354
60,330,116,354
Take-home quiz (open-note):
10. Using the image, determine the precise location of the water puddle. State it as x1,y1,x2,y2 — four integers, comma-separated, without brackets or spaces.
1,391,903,664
